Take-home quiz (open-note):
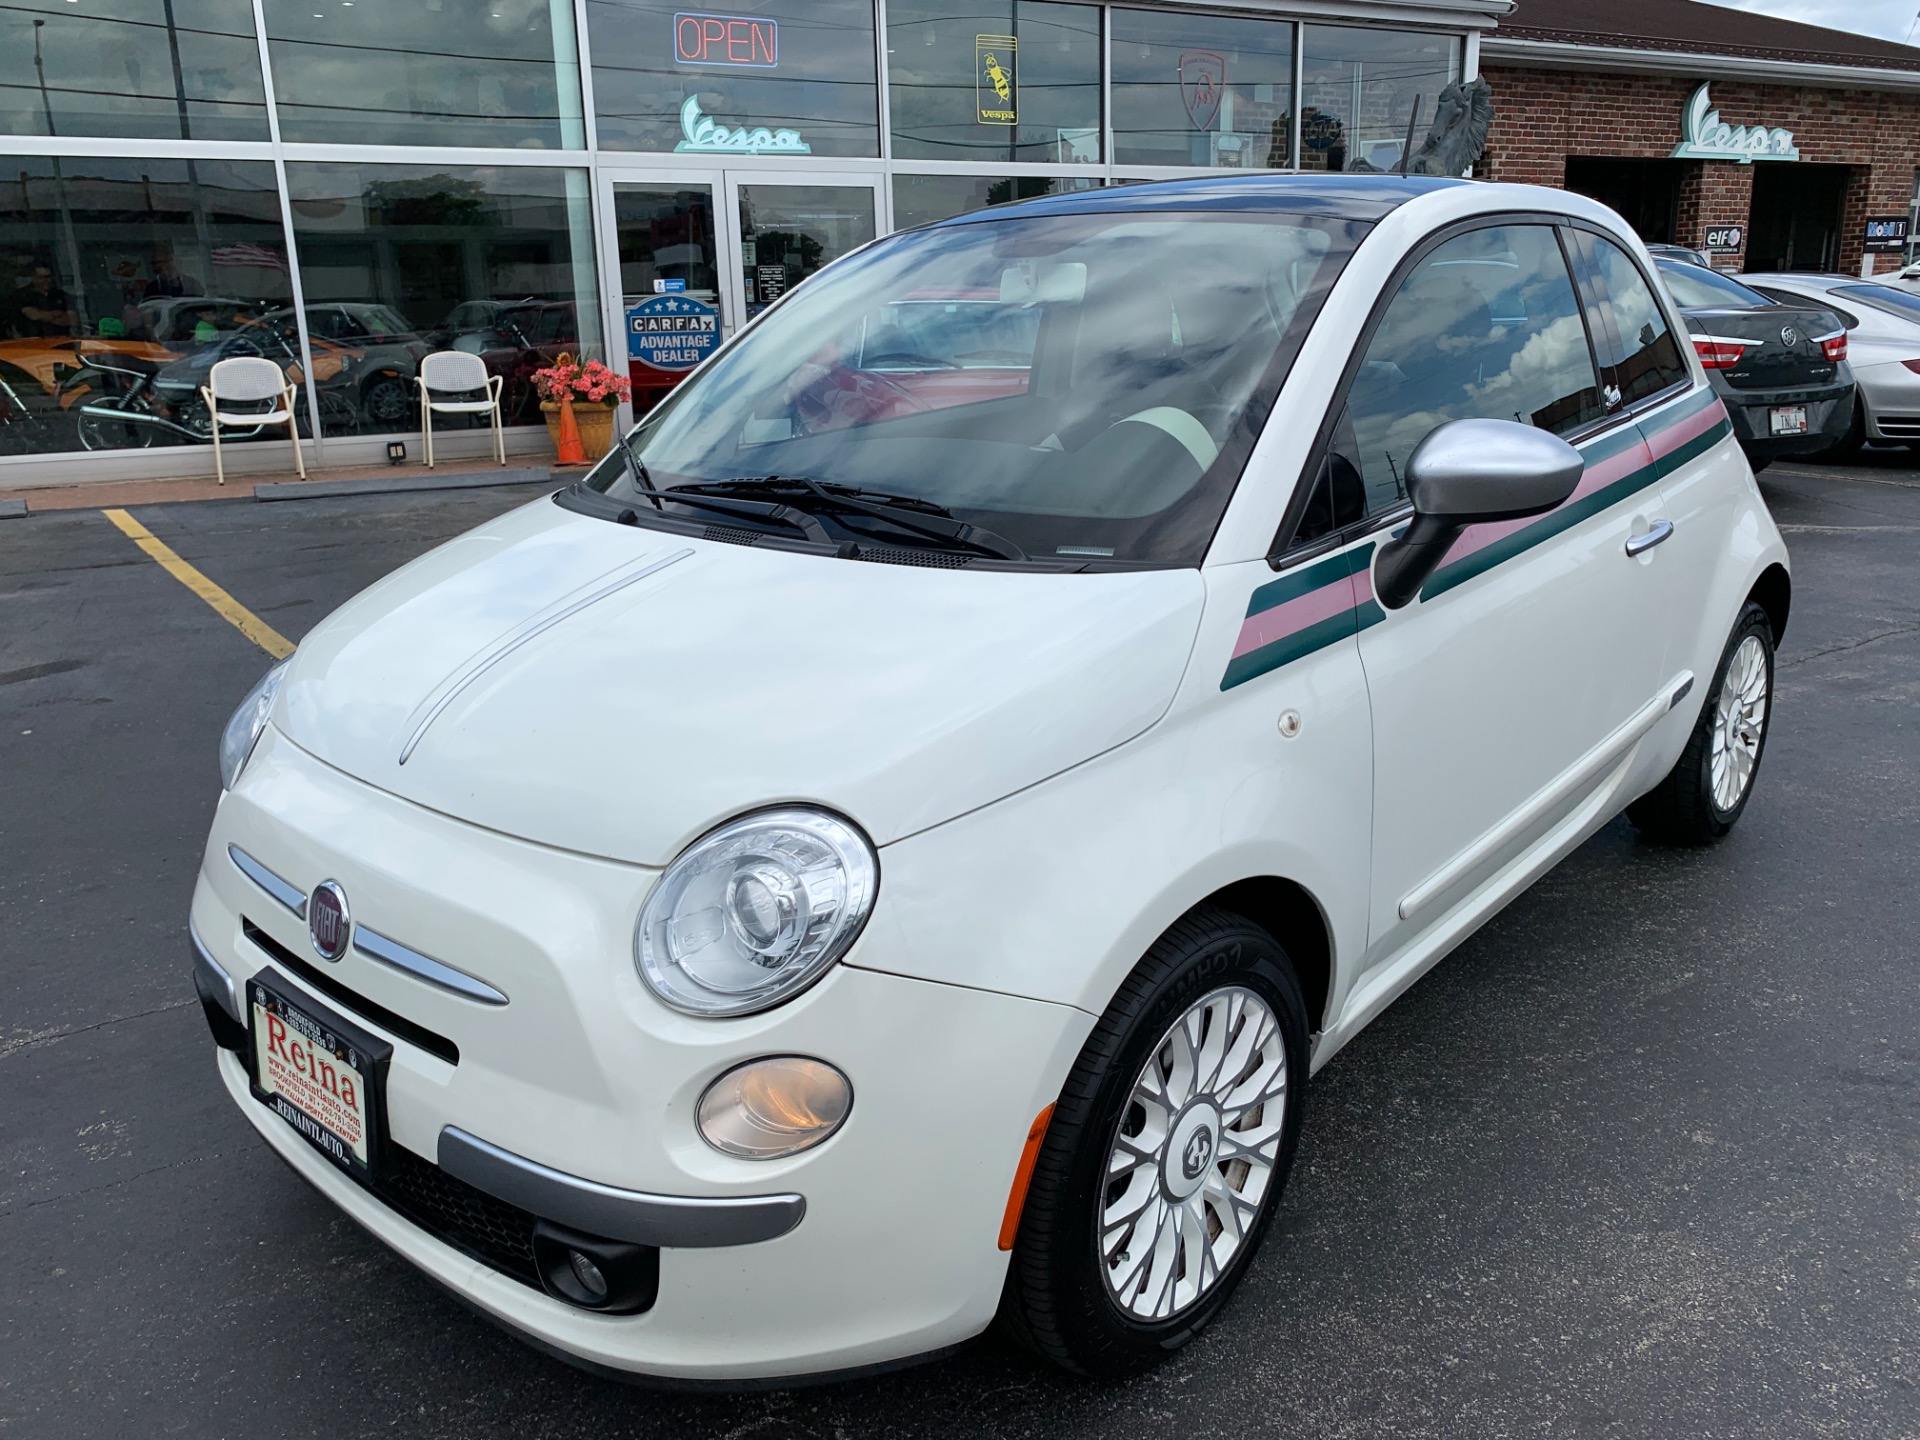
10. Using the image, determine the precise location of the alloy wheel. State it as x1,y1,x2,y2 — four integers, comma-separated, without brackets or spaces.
1711,634,1769,812
1099,985,1288,1321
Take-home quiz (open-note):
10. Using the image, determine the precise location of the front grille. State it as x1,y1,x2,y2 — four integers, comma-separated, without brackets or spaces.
374,1143,542,1288
859,545,973,568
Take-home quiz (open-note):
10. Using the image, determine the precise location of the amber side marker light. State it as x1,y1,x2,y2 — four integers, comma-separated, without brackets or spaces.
997,1104,1056,1251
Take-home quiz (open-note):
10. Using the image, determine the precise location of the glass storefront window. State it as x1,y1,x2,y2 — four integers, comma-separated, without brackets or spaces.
284,163,601,435
887,1,1101,164
0,156,294,456
891,174,1100,230
613,185,721,415
587,0,880,159
1299,25,1460,175
1111,8,1293,170
0,0,269,141
261,0,585,148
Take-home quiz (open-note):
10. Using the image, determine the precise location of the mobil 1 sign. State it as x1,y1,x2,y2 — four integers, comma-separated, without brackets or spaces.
627,294,719,372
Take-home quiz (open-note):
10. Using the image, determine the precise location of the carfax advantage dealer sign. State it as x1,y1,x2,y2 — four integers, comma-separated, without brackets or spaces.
627,294,721,372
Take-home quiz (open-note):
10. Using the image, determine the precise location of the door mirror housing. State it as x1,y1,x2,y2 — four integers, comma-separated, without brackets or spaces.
1373,418,1585,609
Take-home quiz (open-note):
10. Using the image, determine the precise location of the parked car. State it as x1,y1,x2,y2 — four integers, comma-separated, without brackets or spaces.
1868,259,1920,294
1647,242,1713,267
294,303,430,430
1743,272,1920,452
1653,258,1853,471
135,296,268,345
193,176,1788,1385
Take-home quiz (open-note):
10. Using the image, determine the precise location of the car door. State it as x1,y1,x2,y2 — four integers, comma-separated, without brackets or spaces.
1573,229,1740,691
1333,220,1679,1001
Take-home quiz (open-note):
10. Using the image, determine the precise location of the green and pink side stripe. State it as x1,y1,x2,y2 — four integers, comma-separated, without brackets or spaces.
1221,387,1732,692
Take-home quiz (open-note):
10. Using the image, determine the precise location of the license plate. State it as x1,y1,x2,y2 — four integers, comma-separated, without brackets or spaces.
247,972,390,1183
1770,406,1809,436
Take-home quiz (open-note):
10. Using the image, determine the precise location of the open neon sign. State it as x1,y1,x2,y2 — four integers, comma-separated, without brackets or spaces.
675,12,778,69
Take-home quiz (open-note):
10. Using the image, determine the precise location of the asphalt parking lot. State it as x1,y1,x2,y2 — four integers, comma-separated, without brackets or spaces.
2,459,1917,1439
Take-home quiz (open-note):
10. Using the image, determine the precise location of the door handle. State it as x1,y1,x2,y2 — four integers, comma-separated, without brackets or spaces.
1625,520,1675,558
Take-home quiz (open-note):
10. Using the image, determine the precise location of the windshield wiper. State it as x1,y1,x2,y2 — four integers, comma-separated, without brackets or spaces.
676,477,1027,561
616,430,663,510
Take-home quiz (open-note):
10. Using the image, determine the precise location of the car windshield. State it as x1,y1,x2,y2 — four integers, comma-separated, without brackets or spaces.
1657,261,1772,311
1834,283,1920,326
585,208,1364,566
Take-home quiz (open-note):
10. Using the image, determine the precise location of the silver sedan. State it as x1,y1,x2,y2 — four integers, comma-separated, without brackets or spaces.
1744,273,1920,450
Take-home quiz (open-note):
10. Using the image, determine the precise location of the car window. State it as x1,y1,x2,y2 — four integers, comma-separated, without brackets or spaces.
1585,237,1690,403
1834,284,1920,326
1657,261,1772,311
1342,224,1606,514
589,210,1365,568
1751,286,1860,329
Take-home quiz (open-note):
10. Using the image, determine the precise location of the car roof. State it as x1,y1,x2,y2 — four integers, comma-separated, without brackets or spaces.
926,174,1469,227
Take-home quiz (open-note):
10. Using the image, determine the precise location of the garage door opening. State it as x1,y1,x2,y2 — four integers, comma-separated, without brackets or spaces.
1565,158,1683,244
1746,164,1853,272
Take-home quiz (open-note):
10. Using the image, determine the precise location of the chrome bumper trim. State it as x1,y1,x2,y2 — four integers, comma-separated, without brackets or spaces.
437,1126,805,1249
228,844,306,917
355,928,508,1007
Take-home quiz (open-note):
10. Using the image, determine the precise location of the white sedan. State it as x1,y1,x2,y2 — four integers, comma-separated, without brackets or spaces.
192,176,1788,1383
1745,271,1920,450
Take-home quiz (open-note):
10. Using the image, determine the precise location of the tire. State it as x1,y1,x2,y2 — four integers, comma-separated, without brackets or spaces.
1628,602,1775,845
999,907,1309,1378
360,372,410,430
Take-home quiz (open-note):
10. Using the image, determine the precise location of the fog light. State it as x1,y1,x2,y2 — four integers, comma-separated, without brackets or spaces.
697,1056,851,1159
568,1249,608,1301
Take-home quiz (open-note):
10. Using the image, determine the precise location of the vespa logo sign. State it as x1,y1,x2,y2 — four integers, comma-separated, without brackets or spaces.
673,95,810,156
1671,84,1799,163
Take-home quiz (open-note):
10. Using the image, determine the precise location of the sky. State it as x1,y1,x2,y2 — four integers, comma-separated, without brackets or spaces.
1699,0,1920,43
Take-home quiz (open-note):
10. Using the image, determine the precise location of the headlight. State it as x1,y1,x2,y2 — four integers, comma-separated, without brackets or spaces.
635,808,877,1017
218,659,289,790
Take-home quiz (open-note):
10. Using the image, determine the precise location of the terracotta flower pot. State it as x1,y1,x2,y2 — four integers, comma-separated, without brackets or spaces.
541,400,619,463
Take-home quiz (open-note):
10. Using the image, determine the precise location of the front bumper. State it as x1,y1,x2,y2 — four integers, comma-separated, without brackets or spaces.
195,727,1092,1380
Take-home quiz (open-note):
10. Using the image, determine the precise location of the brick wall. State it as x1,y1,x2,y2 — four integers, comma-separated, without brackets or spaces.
1480,65,1919,274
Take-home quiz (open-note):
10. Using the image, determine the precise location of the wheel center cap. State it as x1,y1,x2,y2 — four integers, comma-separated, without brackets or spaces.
1164,1103,1222,1200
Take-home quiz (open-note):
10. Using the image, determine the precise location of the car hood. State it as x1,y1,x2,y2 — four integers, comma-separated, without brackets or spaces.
275,498,1205,867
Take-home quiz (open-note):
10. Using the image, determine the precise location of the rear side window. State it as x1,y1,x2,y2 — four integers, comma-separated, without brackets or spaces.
1585,237,1691,403
1341,224,1607,513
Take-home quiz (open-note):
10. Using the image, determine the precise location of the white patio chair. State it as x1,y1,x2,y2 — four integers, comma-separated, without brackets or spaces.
201,355,303,486
417,350,506,468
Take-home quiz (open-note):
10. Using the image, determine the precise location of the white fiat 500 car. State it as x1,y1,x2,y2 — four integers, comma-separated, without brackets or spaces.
192,176,1788,1384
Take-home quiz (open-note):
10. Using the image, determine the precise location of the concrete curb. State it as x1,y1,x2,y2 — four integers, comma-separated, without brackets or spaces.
0,497,26,519
254,466,555,502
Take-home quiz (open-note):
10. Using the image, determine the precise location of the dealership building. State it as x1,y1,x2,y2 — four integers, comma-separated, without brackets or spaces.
3,0,1917,484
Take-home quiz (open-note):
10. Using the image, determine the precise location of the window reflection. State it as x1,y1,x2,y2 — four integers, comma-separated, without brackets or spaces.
888,1,1101,164
1299,26,1460,175
0,156,295,456
1347,226,1605,511
1582,236,1690,403
588,0,880,158
1110,8,1293,169
285,163,602,435
0,0,268,141
891,174,1101,230
261,0,584,148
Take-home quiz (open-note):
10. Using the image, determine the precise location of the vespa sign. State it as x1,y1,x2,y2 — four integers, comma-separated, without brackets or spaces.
1671,84,1799,163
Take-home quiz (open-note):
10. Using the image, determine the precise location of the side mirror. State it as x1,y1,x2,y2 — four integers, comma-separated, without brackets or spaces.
1373,418,1585,610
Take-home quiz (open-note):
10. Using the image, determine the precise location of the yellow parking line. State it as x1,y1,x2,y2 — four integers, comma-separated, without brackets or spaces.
101,509,295,659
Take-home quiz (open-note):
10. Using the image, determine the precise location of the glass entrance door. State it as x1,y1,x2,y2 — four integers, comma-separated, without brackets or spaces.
606,173,726,417
601,168,882,418
725,174,881,321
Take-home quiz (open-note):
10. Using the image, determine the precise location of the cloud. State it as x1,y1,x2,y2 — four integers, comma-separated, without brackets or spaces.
1693,0,1920,44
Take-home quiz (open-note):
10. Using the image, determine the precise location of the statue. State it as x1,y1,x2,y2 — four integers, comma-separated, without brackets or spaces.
1347,77,1494,177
